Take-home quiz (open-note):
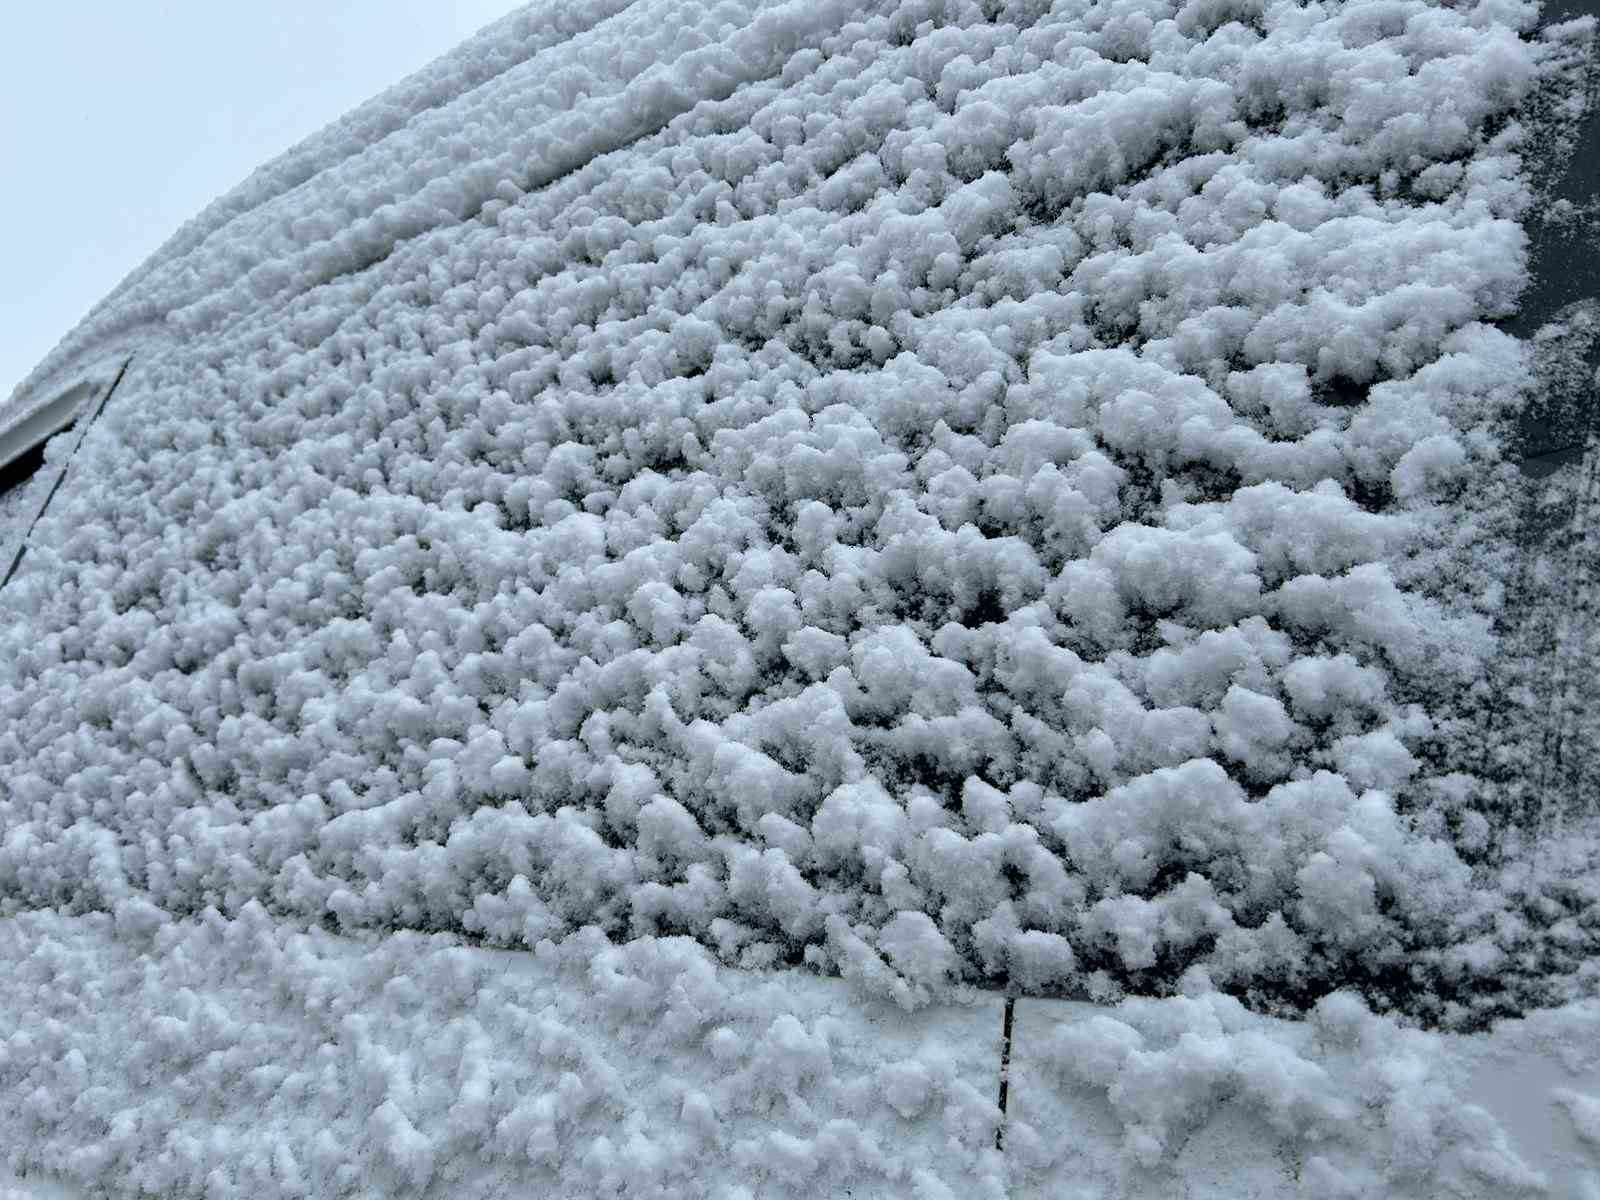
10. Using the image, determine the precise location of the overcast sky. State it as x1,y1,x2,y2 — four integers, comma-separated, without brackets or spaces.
0,1,525,402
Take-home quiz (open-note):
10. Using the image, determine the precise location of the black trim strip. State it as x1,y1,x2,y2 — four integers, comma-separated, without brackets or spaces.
995,994,1015,1151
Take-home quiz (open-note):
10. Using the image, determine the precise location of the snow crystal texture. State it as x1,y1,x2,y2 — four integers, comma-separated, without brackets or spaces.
2,0,1592,1028
1,909,1596,1199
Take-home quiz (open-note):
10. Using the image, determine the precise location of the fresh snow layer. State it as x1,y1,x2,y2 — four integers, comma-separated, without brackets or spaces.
2,0,1596,1030
0,1170,82,1200
0,907,1597,1199
1010,989,1600,1198
3,0,1599,1190
0,908,1007,1200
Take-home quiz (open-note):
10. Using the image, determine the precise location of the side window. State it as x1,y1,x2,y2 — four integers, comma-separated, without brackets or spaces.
0,361,130,590
0,379,90,507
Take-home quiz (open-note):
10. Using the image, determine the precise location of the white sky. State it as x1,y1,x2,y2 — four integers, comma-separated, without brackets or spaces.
0,1,526,402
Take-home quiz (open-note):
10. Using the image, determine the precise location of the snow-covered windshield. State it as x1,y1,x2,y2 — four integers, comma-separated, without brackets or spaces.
0,0,1594,1038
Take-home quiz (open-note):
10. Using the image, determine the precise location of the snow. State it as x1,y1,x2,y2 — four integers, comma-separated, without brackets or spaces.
0,907,1596,1199
1008,987,1600,1198
0,0,1591,1023
0,0,1597,1191
0,907,1009,1199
